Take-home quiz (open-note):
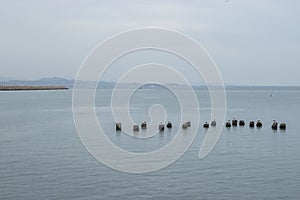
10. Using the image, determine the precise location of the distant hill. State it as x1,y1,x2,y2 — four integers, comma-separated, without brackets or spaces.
0,77,116,89
0,77,74,87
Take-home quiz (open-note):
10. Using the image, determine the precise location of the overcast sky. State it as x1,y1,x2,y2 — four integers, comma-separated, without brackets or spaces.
1,0,300,85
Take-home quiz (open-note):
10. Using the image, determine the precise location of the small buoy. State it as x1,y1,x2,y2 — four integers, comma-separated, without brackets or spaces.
115,123,122,131
279,123,286,130
159,123,165,132
133,125,139,132
211,120,216,126
271,120,278,130
166,121,172,129
185,121,191,127
141,121,147,129
226,120,231,128
182,123,188,129
203,121,209,128
239,120,245,126
232,118,238,126
256,120,262,128
249,121,255,128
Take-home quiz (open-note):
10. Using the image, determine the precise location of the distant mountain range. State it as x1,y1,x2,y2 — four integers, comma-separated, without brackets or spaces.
0,77,195,89
0,77,143,89
1,77,300,90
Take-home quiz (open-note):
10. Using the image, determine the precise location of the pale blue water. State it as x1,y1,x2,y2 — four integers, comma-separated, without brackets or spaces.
1,89,300,200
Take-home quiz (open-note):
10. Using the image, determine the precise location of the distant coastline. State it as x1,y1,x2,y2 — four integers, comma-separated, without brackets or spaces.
1,77,300,90
0,86,68,91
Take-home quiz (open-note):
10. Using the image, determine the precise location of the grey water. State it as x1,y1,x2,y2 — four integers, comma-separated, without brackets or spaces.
0,88,300,200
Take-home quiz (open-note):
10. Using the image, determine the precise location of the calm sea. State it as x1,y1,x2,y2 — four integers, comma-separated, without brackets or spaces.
0,88,300,200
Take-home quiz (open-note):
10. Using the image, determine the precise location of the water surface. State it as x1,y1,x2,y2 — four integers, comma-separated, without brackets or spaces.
0,89,299,200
